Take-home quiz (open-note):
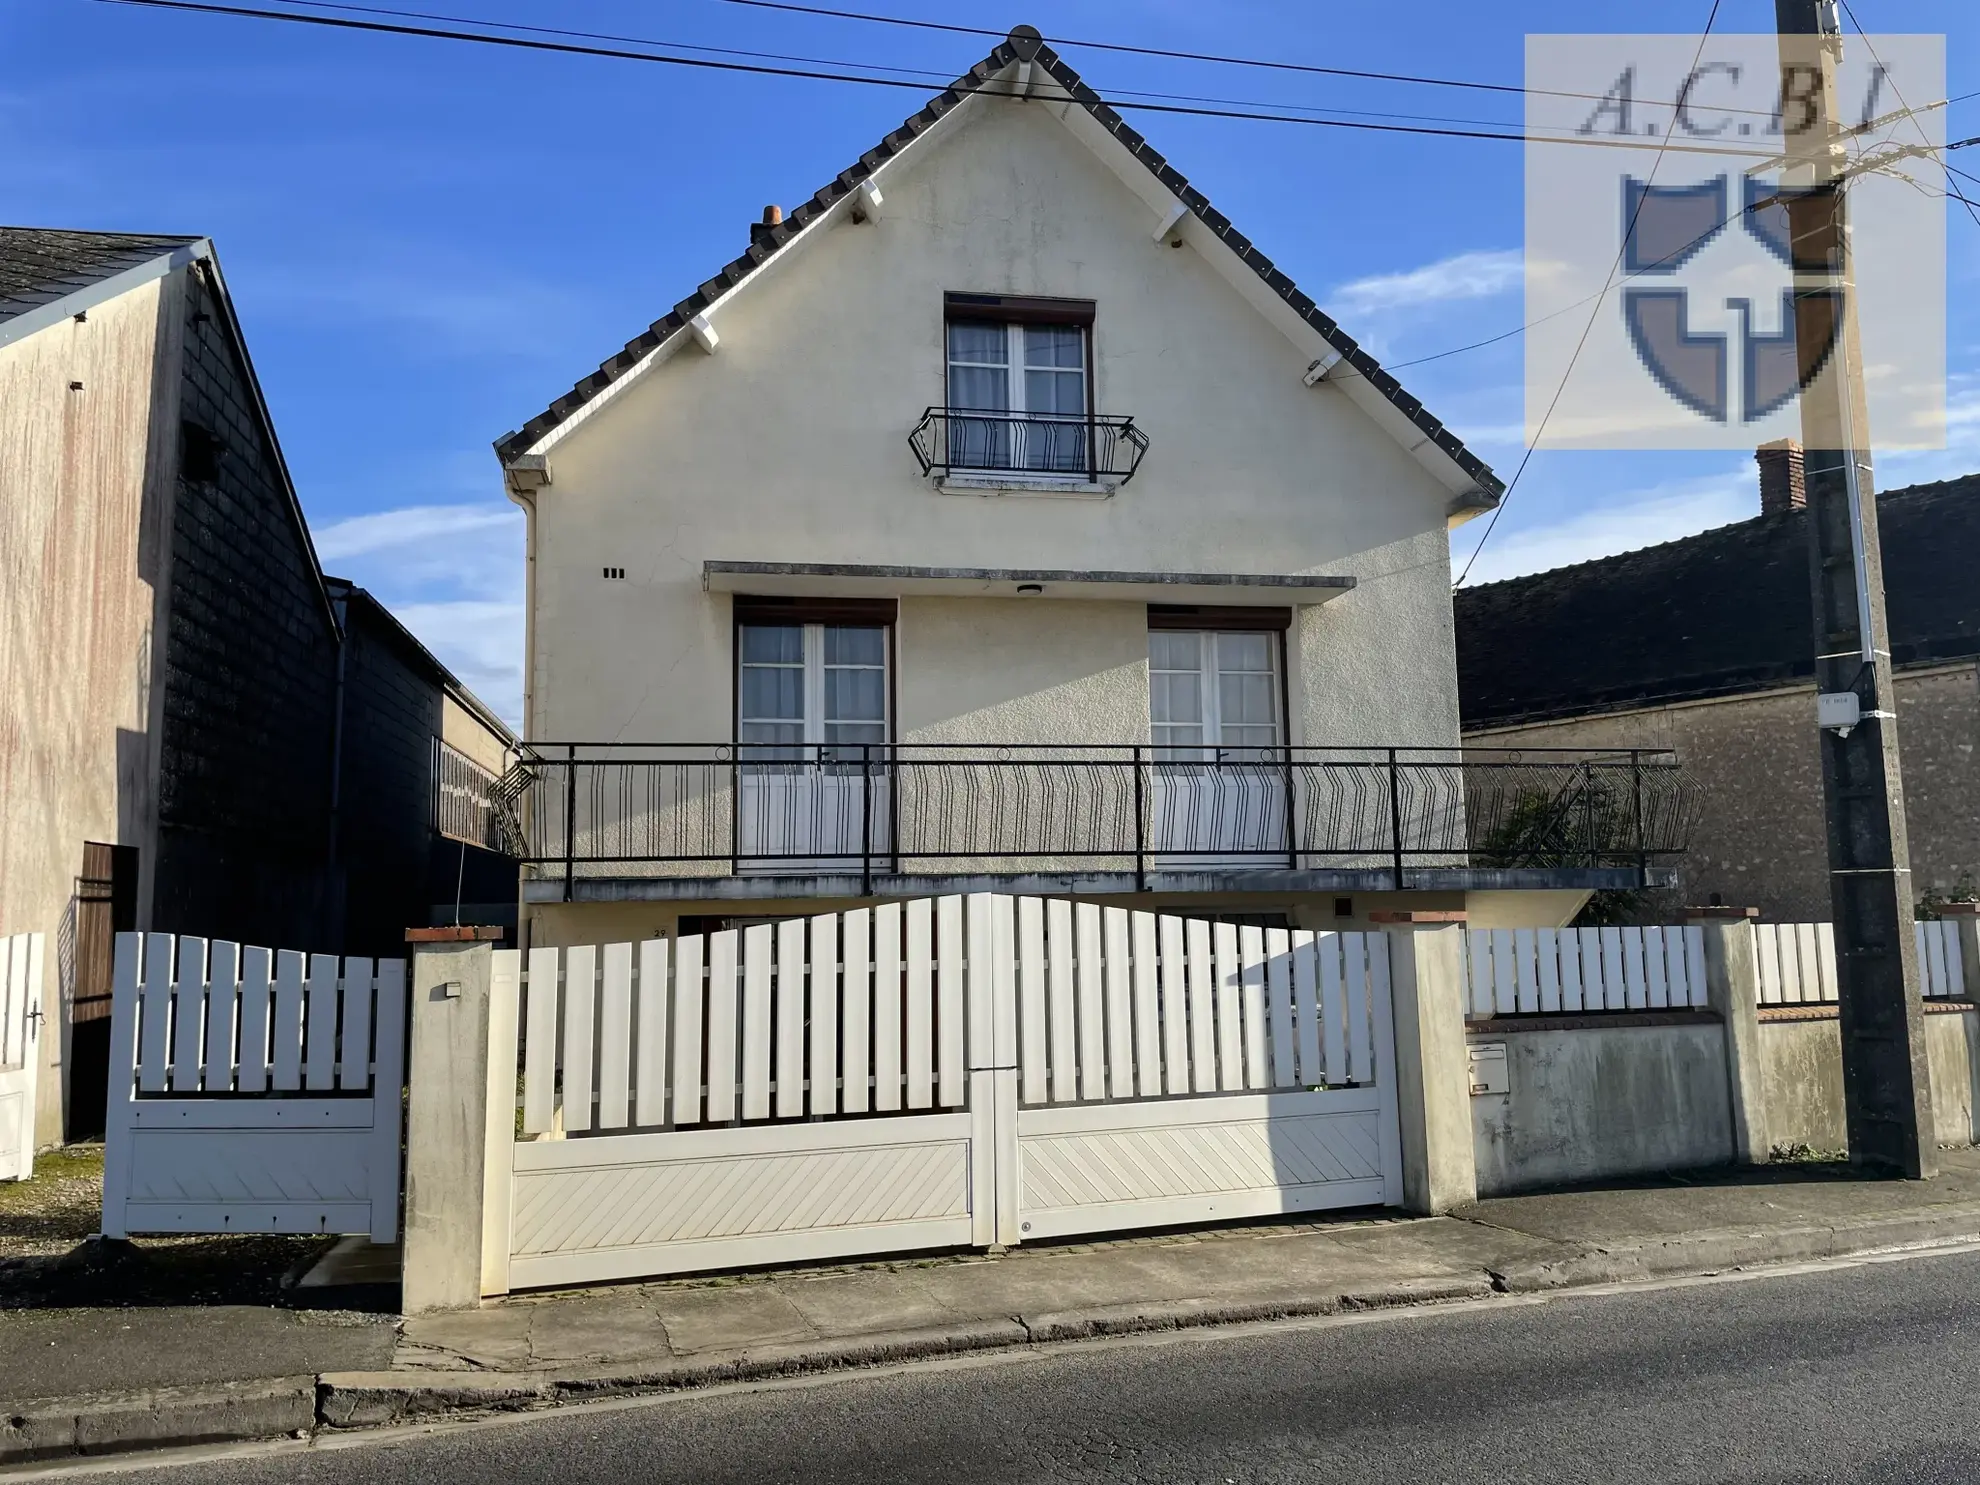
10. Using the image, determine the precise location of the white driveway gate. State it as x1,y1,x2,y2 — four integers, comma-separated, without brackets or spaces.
0,933,45,1182
484,894,1400,1293
101,933,406,1240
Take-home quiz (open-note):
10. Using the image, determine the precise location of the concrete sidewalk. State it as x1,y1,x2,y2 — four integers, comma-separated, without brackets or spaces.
13,1150,1980,1463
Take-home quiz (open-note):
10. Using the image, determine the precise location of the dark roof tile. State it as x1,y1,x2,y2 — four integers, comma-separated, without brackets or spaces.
0,226,198,327
1455,474,1980,727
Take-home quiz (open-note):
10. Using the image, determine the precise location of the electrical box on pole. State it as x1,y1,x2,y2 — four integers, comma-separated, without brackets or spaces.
1776,0,1933,1176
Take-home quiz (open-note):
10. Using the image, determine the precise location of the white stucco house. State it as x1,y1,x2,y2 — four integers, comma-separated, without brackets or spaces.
493,27,1687,947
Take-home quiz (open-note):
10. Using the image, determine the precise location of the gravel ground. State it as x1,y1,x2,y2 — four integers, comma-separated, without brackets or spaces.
0,1145,335,1309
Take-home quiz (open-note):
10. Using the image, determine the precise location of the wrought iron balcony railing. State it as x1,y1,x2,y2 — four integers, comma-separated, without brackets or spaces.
475,744,1691,898
909,408,1150,483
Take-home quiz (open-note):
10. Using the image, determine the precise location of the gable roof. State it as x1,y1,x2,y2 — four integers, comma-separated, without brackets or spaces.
322,576,516,744
493,26,1502,502
0,227,204,347
1455,473,1980,729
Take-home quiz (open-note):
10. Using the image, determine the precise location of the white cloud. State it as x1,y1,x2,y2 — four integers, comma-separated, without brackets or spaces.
1456,470,1754,587
392,601,525,728
1331,249,1525,319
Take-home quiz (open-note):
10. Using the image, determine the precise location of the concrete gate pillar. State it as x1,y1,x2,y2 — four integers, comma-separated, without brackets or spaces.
1386,926,1477,1214
1699,921,1771,1166
401,941,510,1314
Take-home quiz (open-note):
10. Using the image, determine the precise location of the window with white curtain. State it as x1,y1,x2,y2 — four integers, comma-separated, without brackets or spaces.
1149,631,1283,760
945,319,1089,473
739,624,888,762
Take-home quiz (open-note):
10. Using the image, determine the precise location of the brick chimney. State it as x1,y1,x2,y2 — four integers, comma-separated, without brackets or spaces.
1756,439,1806,516
749,204,784,248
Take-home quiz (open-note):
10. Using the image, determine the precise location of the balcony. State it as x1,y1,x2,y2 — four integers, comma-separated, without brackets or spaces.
908,408,1150,487
474,744,1691,904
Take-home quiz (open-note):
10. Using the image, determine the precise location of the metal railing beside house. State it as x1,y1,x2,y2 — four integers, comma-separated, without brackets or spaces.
477,744,1691,897
908,408,1150,483
433,738,504,850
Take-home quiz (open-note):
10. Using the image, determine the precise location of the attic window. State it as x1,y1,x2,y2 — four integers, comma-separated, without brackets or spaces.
945,300,1092,476
180,422,223,483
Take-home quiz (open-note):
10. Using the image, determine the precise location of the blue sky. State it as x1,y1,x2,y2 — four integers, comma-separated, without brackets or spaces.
5,0,1974,725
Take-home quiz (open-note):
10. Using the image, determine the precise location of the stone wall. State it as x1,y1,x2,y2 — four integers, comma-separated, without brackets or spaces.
1467,662,1980,920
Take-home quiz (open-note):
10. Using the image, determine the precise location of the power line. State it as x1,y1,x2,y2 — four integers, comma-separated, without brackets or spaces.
186,0,1565,136
1453,0,1725,590
702,0,1790,121
90,0,1831,162
1835,0,1980,230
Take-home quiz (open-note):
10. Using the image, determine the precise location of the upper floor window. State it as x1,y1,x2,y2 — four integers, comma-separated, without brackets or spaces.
943,295,1094,475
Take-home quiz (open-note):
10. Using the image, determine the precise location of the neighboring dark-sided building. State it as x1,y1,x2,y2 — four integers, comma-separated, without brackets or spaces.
1455,452,1980,920
0,227,516,1144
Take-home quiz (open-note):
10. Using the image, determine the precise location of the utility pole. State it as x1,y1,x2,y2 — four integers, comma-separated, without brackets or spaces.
1775,0,1933,1177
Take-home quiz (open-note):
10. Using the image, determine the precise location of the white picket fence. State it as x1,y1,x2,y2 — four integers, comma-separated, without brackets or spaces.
1756,920,1966,1006
1463,926,1709,1018
487,895,1401,1290
102,933,407,1240
0,933,45,1182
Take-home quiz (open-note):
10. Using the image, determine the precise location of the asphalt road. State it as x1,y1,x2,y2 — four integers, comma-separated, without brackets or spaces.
79,1248,1980,1484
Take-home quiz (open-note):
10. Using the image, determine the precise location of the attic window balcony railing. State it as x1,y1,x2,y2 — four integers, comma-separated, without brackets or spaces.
480,744,1691,896
909,408,1149,483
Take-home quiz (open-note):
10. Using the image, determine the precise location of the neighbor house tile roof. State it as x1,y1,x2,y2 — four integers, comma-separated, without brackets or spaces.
1455,473,1980,728
0,227,199,326
493,27,1502,499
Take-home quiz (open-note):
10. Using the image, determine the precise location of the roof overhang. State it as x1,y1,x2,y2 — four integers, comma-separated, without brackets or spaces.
0,237,210,354
703,560,1354,605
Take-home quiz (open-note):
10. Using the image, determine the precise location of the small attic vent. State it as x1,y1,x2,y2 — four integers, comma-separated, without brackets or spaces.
602,566,626,581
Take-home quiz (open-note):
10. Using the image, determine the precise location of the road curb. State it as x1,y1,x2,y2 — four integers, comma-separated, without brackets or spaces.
0,1377,315,1467
15,1211,1980,1463
1487,1201,1980,1293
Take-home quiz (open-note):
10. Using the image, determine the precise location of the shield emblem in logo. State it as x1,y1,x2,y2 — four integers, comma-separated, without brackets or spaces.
1618,175,1841,425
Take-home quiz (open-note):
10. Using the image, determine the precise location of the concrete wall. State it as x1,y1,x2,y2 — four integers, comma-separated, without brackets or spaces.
1468,1022,1736,1196
524,94,1464,758
0,275,177,1145
1759,1008,1980,1153
1468,662,1980,920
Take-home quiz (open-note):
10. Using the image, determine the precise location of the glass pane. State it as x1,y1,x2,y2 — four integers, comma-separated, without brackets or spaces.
739,720,804,757
1024,369,1085,417
825,722,886,747
1219,671,1276,728
1024,324,1084,369
948,363,1009,413
740,664,803,721
740,624,803,664
824,666,885,722
824,626,885,667
1216,632,1273,674
1150,671,1201,727
947,319,1008,364
1149,631,1201,673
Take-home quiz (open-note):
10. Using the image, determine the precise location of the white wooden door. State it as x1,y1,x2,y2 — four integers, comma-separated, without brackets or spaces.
1148,630,1288,865
737,623,889,870
0,934,46,1182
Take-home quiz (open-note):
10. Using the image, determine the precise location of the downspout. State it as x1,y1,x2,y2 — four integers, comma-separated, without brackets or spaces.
502,454,548,951
327,590,349,941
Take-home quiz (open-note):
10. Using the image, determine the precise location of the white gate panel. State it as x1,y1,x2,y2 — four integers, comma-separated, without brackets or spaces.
490,897,1405,1292
1018,1089,1390,1240
102,933,406,1241
0,933,45,1182
508,1113,975,1289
